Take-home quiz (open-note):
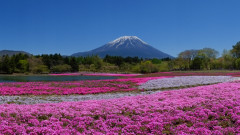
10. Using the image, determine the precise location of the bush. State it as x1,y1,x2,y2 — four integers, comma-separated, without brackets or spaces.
158,61,169,72
51,64,72,73
132,61,159,73
235,58,240,70
32,65,49,74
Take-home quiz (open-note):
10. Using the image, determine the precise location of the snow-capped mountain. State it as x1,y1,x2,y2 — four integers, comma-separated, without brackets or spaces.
72,36,173,59
107,36,148,48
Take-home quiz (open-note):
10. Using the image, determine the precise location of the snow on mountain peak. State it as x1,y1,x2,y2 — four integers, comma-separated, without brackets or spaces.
108,36,148,47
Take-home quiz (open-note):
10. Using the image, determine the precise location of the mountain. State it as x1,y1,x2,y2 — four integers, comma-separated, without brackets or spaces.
0,50,31,57
72,36,173,59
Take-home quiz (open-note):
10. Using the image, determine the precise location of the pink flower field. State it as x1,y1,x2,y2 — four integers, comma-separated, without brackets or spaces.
84,73,141,77
0,77,171,95
49,73,141,77
1,81,240,134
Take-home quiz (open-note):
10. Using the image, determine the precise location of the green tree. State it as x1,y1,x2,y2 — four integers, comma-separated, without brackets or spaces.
158,61,169,72
89,64,96,71
221,49,234,69
17,60,29,73
103,55,124,66
32,65,49,74
151,58,162,64
195,48,218,70
191,57,202,70
28,57,44,73
200,48,219,59
41,54,64,70
70,57,79,72
235,58,240,70
51,64,71,73
231,41,240,58
178,50,198,70
210,59,222,70
139,61,158,73
120,63,132,72
1,55,13,74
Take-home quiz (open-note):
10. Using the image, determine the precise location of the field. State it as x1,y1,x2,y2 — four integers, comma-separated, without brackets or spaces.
1,72,240,134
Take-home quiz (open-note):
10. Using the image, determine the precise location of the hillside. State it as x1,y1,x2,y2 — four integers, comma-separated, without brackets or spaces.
0,50,31,56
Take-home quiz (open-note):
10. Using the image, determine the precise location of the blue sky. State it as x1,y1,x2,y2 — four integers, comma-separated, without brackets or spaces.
0,0,240,57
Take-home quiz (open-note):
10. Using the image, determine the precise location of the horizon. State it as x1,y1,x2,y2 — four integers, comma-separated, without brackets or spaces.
1,0,240,57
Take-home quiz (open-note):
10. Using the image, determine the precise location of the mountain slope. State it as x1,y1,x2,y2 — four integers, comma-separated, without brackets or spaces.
0,50,31,57
72,36,173,59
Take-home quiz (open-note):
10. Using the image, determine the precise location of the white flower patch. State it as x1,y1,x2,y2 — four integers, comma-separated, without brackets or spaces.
139,76,238,90
0,91,159,105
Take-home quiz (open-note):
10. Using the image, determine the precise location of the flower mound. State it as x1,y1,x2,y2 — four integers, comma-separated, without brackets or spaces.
1,81,240,134
0,77,170,95
85,73,141,77
0,80,136,95
49,73,141,77
139,76,237,90
138,71,240,77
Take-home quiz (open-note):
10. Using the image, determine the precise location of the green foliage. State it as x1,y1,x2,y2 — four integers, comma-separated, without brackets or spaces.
151,58,162,64
134,61,159,73
177,48,219,70
0,55,14,74
78,64,86,72
174,58,190,70
2,44,240,74
177,50,199,70
235,58,240,70
104,55,141,66
41,53,64,69
51,64,71,73
79,56,103,71
104,55,124,66
89,64,96,71
101,64,119,73
221,49,234,69
119,63,132,71
32,65,49,74
69,57,79,72
210,59,223,70
231,41,240,58
191,57,202,70
158,61,169,72
199,48,219,59
16,60,29,73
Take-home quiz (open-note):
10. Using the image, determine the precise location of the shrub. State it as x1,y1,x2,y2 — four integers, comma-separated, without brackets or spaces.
51,64,72,73
32,65,49,74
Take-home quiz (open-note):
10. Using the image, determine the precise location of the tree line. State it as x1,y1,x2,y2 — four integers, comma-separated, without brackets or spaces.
0,54,142,74
172,41,240,70
0,54,79,74
1,41,240,74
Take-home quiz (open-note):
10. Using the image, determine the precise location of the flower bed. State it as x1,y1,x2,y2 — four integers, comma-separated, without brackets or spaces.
115,76,173,85
1,81,240,134
85,73,141,77
0,77,170,95
49,73,141,77
137,71,240,78
0,80,136,96
139,76,237,90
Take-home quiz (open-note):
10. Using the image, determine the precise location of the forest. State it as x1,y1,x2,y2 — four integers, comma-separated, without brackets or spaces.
0,41,240,74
